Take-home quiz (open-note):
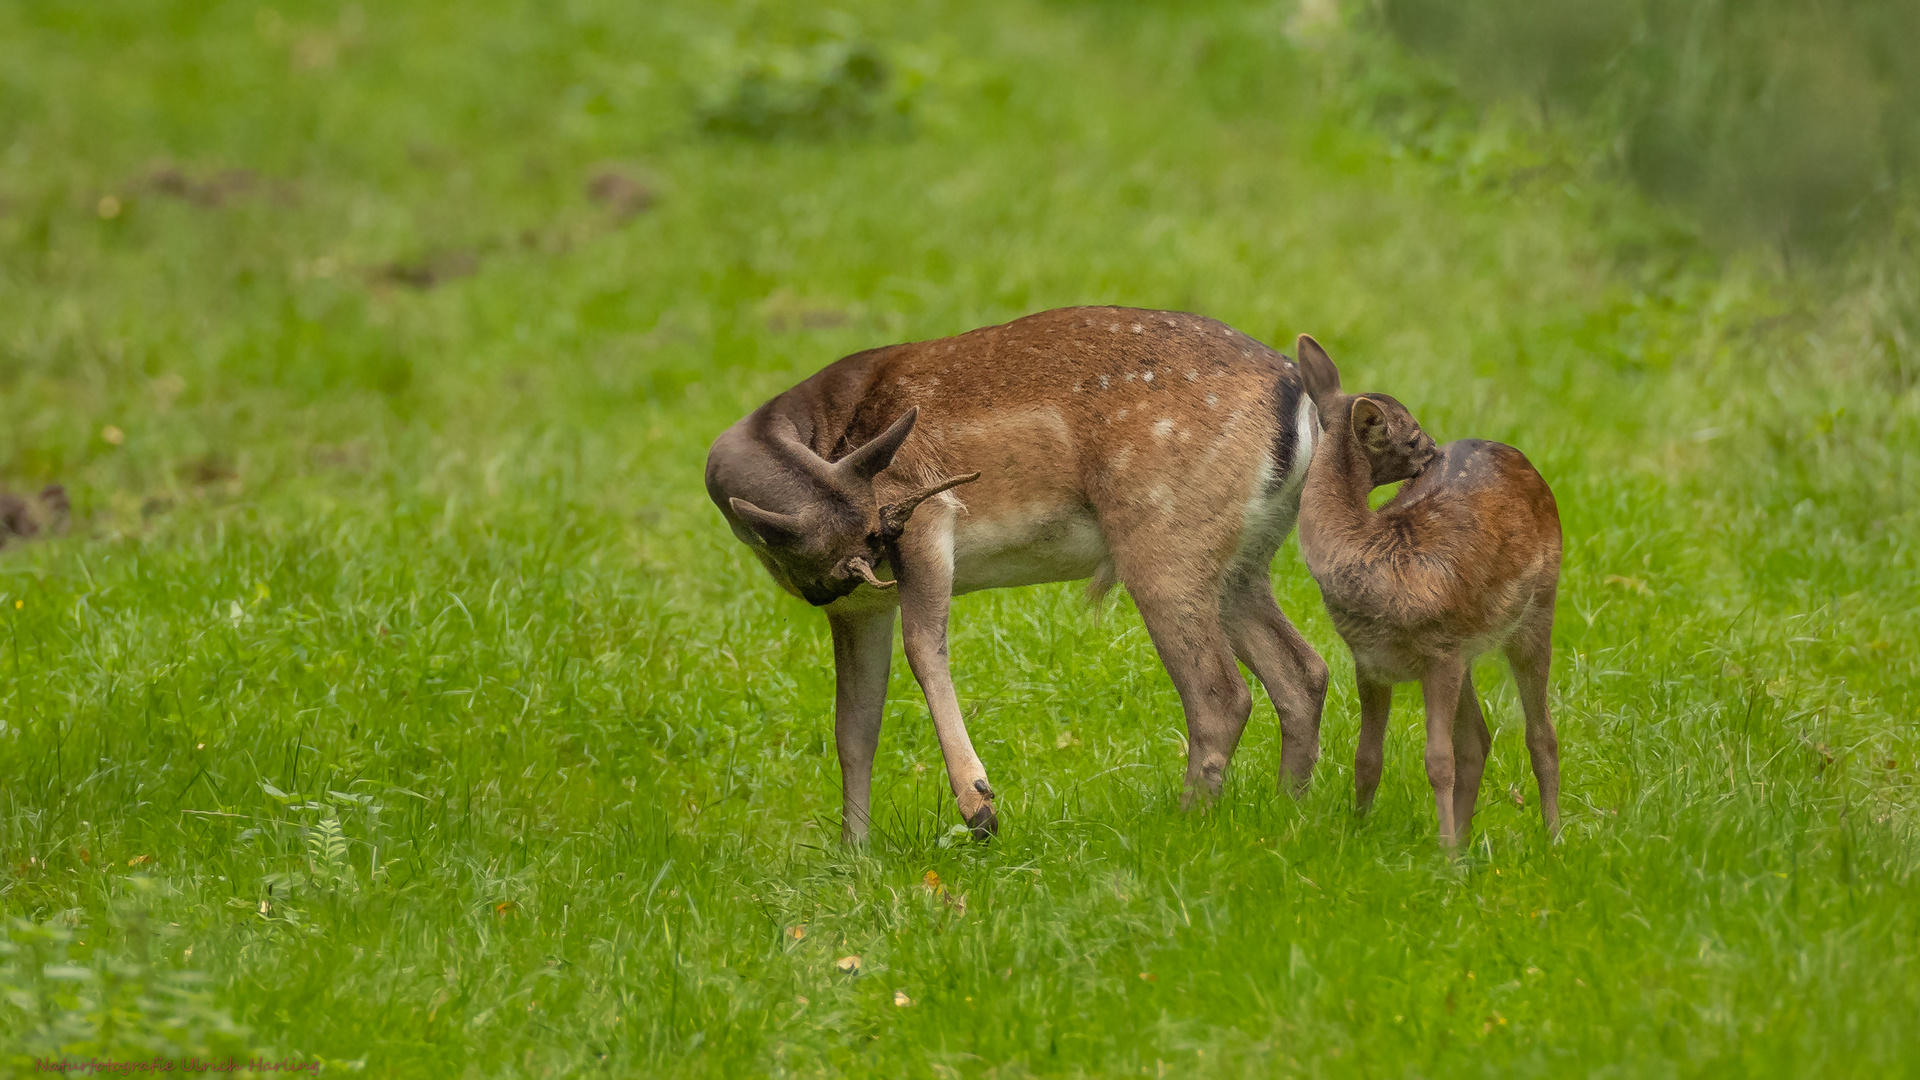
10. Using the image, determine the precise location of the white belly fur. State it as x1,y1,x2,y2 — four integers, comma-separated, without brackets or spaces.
949,502,1107,594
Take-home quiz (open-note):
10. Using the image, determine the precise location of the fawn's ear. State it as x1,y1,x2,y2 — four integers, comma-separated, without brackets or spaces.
729,497,804,548
1350,397,1390,453
1295,335,1342,407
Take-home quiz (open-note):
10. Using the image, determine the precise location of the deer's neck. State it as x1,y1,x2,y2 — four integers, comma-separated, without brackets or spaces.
1298,413,1378,574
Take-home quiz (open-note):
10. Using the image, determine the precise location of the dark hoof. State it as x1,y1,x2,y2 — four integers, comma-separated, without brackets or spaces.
966,803,999,842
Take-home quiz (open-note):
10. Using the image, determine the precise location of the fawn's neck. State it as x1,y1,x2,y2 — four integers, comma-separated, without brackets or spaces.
1298,410,1378,569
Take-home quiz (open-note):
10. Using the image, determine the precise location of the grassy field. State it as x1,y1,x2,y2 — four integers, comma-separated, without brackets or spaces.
3,1,1918,1075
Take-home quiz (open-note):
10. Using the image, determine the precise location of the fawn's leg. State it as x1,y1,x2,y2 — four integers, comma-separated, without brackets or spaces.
1451,669,1493,842
1420,658,1466,848
1353,675,1393,815
1505,600,1561,837
894,527,998,839
828,606,897,846
1223,578,1330,797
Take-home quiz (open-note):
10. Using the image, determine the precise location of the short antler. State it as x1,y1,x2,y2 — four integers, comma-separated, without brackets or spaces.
845,555,896,590
880,472,982,538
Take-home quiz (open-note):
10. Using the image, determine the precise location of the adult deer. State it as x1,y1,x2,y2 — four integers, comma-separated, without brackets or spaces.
706,307,1328,843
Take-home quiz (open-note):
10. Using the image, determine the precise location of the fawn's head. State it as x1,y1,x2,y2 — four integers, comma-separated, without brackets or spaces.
1295,335,1437,486
715,408,977,606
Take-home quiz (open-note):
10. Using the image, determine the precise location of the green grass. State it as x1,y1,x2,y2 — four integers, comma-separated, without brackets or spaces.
2,1,1918,1075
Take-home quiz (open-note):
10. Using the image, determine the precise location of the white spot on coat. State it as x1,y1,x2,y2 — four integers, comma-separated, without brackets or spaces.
1185,370,1198,382
1131,323,1144,333
1206,393,1219,409
1152,418,1174,441
1099,374,1110,389
1142,371,1154,383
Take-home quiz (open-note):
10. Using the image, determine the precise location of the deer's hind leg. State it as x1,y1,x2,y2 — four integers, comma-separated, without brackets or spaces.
1112,557,1252,807
1222,571,1329,796
1097,459,1266,806
1450,669,1493,842
1504,594,1561,837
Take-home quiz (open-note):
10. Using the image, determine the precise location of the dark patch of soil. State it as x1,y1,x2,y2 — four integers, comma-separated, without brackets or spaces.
586,165,656,220
140,162,260,207
0,484,69,548
374,249,480,289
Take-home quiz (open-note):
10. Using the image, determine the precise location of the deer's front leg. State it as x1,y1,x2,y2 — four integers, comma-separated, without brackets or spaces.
895,536,997,840
828,607,897,846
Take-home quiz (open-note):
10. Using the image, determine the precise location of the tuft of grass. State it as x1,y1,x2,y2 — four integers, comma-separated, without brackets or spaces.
696,36,906,141
0,0,1916,1075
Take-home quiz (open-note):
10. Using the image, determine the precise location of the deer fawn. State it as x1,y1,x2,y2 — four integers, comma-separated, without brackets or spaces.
707,307,1330,844
1293,336,1562,847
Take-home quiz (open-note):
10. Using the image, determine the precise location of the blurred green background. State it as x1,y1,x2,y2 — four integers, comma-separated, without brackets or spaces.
1,1,1916,1076
1380,0,1920,252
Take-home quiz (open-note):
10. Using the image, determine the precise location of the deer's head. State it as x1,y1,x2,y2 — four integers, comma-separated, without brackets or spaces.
713,408,979,606
1296,335,1437,487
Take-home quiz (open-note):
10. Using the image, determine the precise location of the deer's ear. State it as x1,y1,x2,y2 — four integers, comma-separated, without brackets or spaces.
836,408,918,481
1295,335,1341,406
1349,397,1389,452
729,497,804,547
